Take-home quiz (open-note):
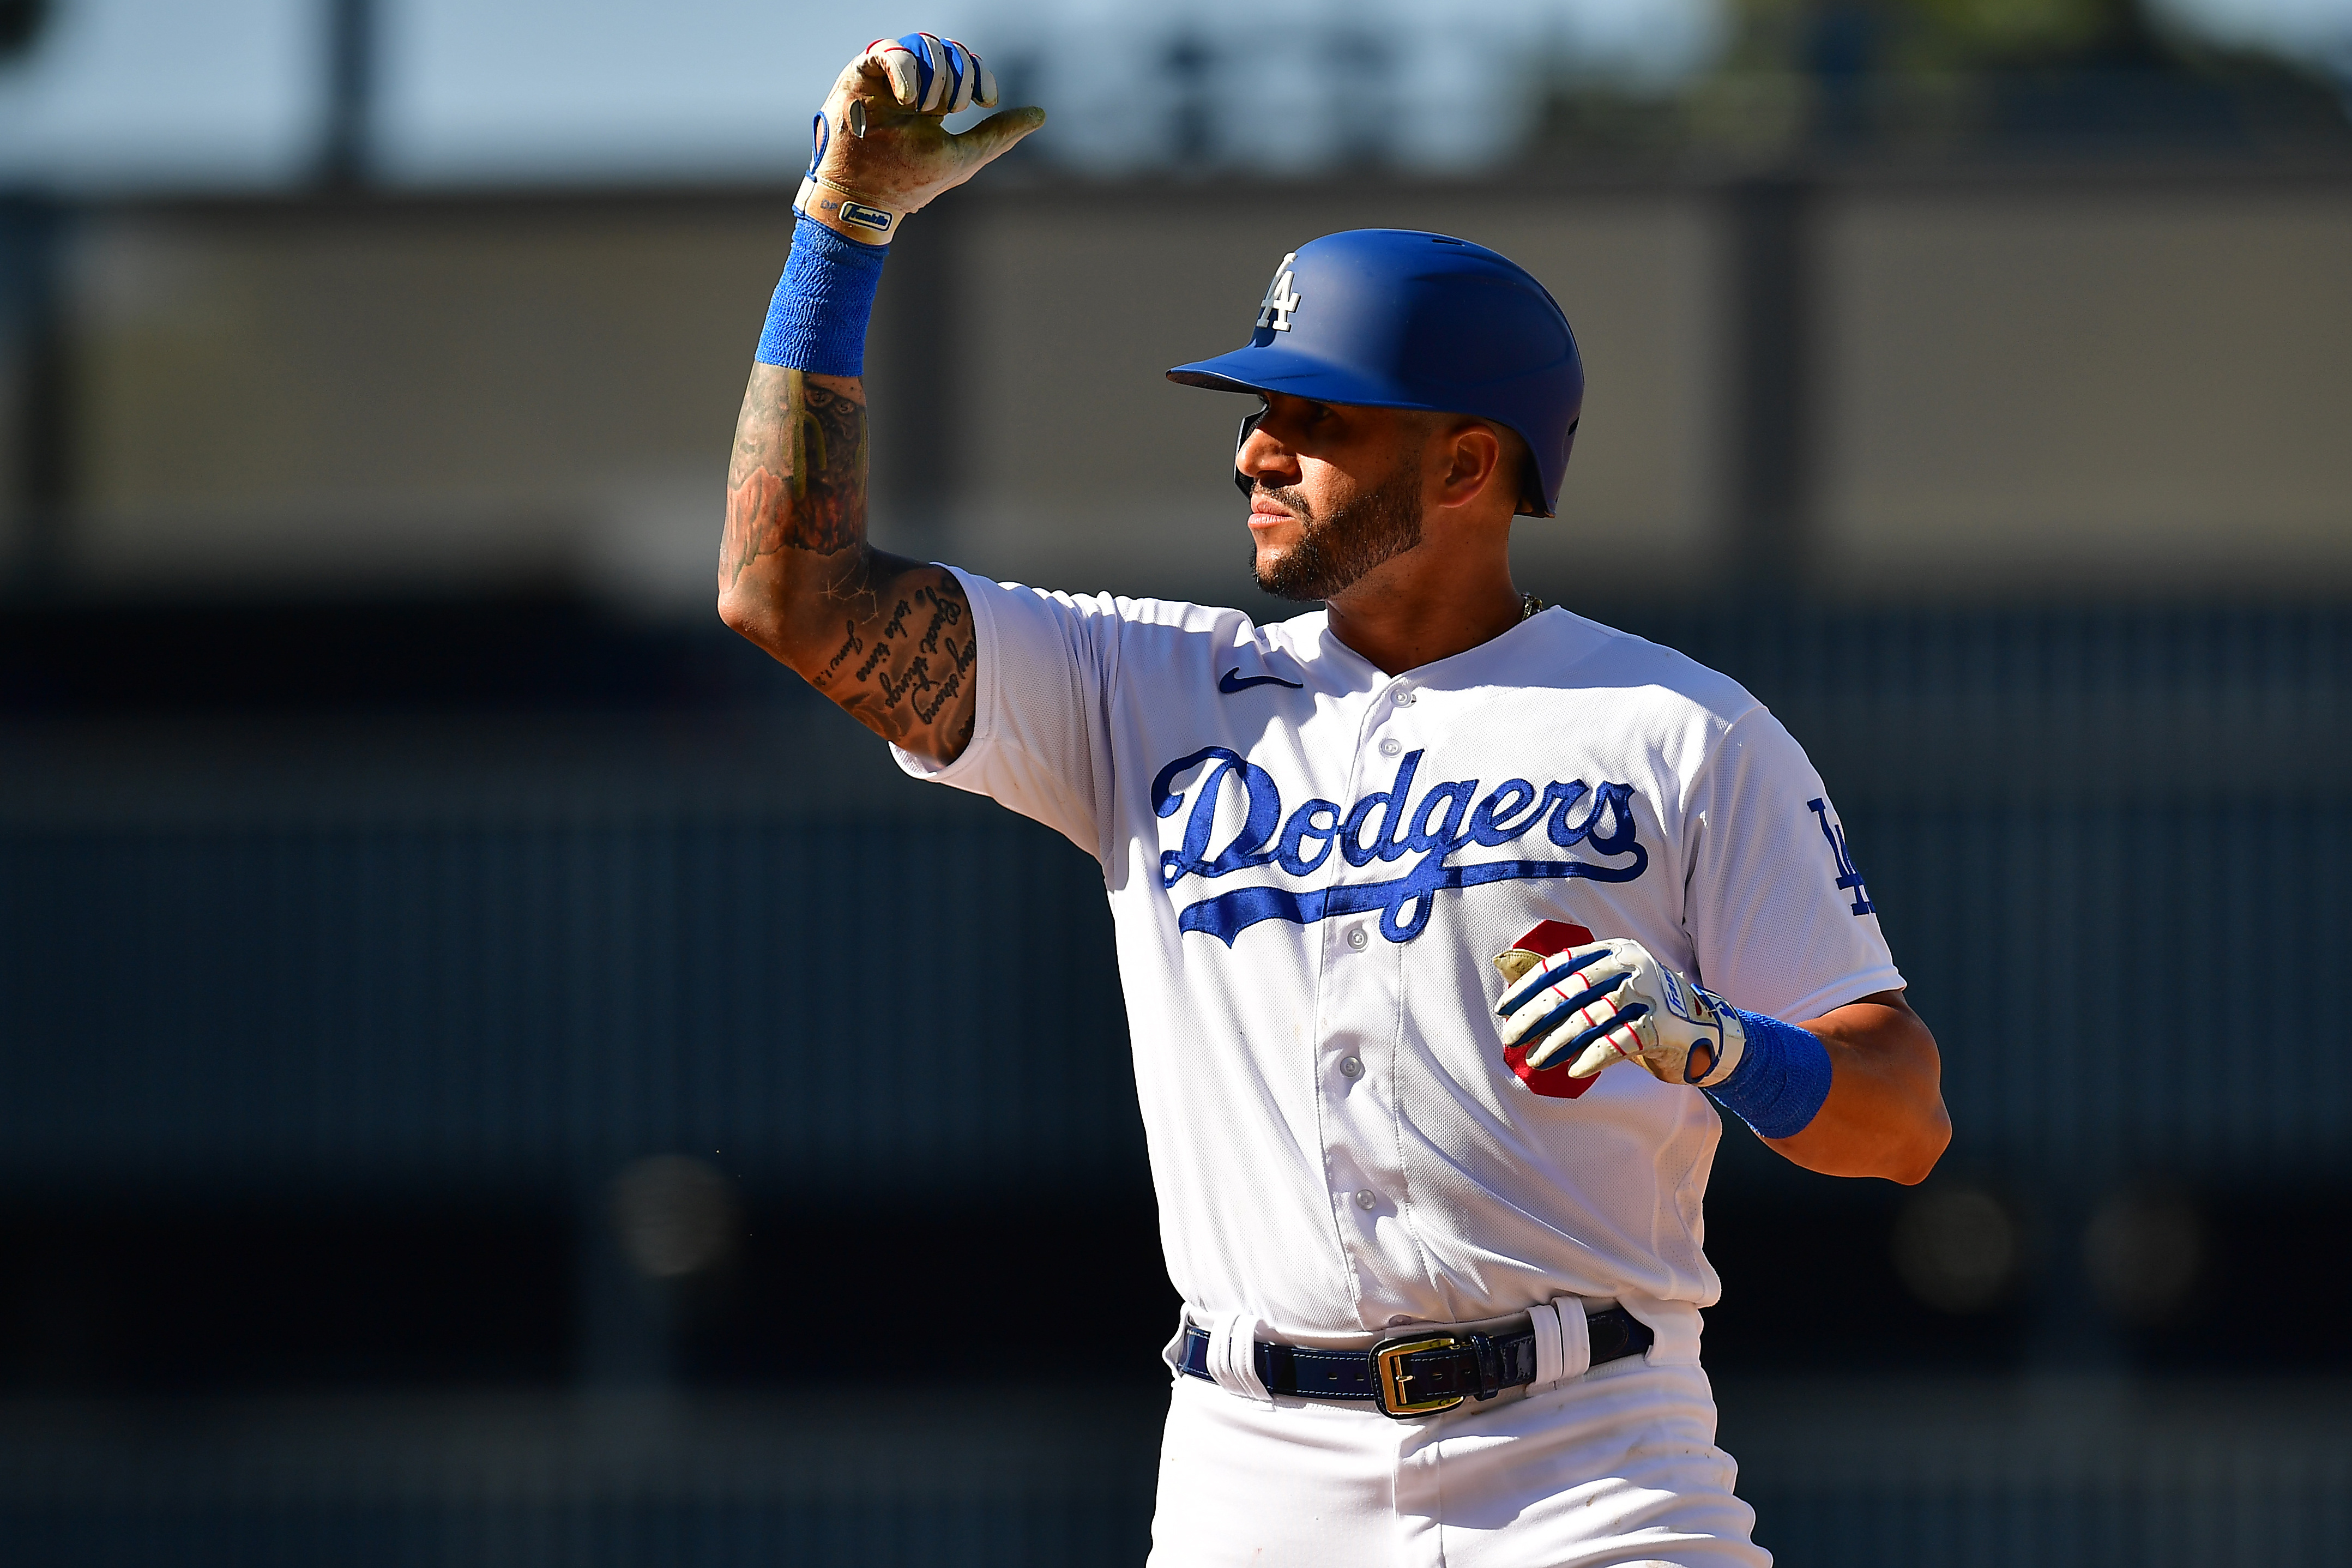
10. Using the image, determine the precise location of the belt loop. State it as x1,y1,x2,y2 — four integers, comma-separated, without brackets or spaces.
1527,1300,1564,1390
1207,1311,1274,1404
1555,1295,1592,1381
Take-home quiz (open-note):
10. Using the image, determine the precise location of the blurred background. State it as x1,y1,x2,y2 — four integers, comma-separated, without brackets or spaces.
2,0,2350,1563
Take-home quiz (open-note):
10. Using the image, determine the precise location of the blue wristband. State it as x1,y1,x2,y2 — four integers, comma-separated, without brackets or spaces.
1704,1008,1832,1140
755,219,886,378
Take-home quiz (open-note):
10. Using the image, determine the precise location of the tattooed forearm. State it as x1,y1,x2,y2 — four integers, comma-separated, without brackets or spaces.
717,360,976,763
785,379,866,553
720,365,867,589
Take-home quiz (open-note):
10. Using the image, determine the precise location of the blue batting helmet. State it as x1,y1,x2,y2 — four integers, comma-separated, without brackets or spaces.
1166,230,1584,517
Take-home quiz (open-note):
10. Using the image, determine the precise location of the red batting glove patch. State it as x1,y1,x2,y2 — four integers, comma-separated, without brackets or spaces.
1492,920,1597,1100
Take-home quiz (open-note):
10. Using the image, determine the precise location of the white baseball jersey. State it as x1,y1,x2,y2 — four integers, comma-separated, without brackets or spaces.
894,574,1901,1358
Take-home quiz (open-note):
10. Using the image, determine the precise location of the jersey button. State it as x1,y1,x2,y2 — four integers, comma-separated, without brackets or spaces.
1345,926,1370,951
1340,1055,1364,1079
1353,1190,1377,1211
1378,738,1402,757
1392,689,1415,706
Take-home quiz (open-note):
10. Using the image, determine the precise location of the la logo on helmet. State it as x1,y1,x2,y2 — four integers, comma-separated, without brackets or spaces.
1256,253,1302,332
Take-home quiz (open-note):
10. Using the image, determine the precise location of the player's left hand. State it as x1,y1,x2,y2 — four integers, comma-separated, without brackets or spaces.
806,33,1044,221
1494,938,1748,1087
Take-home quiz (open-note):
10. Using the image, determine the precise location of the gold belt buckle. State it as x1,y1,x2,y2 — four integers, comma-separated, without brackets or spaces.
1373,1334,1465,1418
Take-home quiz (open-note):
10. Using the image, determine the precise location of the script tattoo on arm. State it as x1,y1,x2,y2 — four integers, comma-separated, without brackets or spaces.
717,364,978,763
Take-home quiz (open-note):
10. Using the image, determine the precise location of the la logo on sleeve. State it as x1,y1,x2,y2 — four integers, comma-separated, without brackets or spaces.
1807,798,1874,916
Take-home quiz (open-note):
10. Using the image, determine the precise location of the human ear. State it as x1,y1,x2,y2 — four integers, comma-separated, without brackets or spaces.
1436,424,1504,508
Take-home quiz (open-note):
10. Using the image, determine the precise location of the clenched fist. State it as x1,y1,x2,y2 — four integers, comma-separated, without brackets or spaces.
1494,938,1748,1088
797,33,1045,243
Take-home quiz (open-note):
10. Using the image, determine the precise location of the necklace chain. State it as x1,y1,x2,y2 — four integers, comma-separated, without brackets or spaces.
1519,592,1546,622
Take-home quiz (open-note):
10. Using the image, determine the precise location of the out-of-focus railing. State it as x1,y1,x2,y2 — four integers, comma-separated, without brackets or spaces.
0,810,1130,1192
1729,1375,2352,1568
1,1377,2347,1568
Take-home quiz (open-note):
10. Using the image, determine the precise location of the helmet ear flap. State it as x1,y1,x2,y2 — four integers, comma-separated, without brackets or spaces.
1232,402,1268,499
1517,445,1549,516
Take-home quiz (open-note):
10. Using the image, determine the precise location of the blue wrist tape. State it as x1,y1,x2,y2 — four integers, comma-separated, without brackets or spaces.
1705,1009,1833,1140
755,219,886,378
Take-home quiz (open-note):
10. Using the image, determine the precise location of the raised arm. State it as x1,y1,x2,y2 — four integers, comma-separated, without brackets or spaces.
720,366,978,758
716,34,1042,765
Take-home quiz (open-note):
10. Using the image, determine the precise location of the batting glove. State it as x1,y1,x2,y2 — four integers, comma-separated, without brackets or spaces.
1494,938,1747,1088
862,33,997,117
797,33,1041,243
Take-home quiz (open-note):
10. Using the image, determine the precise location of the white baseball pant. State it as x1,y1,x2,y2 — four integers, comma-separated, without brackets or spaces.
1147,1354,1769,1567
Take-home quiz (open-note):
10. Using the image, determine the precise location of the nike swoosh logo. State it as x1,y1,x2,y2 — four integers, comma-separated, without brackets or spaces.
1219,666,1305,695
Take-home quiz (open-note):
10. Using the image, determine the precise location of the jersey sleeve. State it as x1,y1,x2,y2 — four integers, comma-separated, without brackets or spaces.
1681,707,1904,1023
889,567,1119,864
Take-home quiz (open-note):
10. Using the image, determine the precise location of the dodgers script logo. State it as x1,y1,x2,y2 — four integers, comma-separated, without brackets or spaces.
1150,746,1648,946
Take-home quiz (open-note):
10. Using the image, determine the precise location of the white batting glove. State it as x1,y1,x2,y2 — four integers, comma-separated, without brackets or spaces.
797,33,1040,243
861,33,999,116
1494,938,1748,1087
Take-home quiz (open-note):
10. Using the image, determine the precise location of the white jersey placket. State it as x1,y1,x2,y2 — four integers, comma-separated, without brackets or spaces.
1308,672,1434,1327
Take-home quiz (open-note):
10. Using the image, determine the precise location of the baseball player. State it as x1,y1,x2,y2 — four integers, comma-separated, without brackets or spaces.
719,34,1950,1566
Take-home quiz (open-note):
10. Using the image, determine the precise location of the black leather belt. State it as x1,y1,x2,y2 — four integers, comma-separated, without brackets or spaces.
1179,1306,1653,1419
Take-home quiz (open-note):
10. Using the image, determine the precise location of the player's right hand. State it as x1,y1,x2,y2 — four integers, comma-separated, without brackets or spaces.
804,34,1044,224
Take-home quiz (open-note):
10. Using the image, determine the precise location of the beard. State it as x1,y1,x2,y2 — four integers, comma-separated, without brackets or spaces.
1247,457,1425,602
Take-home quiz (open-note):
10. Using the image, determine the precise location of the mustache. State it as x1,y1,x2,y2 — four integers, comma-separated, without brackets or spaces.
1247,480,1314,523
